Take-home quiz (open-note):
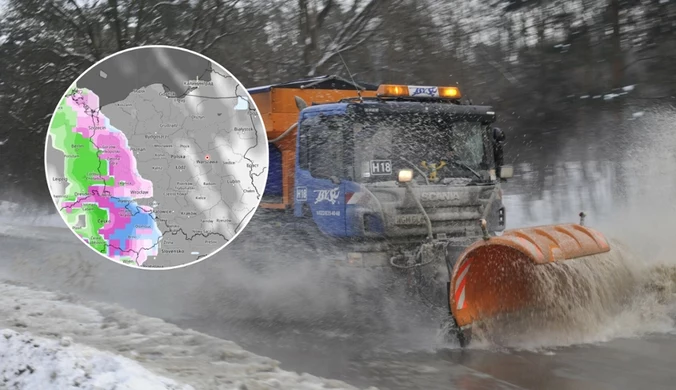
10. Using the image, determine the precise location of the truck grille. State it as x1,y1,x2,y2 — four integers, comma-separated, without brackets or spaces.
389,205,484,237
396,205,482,220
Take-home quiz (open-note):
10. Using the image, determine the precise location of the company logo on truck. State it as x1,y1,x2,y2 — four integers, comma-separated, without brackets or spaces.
410,86,439,97
314,188,340,204
420,191,461,201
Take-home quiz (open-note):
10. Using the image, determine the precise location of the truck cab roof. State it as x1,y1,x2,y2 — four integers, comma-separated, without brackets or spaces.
301,99,497,121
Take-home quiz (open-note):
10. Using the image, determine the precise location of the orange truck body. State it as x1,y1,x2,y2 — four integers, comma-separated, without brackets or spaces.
249,81,377,209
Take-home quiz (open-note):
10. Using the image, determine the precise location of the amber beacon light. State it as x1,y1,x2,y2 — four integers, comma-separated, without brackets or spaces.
376,84,462,99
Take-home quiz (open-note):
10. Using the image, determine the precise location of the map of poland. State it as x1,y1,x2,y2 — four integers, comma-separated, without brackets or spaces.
44,46,268,269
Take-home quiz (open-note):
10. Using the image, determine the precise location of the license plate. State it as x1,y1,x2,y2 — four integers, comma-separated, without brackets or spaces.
370,160,392,176
395,214,426,225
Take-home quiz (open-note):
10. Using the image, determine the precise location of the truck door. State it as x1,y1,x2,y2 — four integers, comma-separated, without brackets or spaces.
296,113,348,237
305,178,346,237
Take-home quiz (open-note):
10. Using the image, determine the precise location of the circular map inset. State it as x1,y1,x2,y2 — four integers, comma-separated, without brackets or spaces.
44,45,268,269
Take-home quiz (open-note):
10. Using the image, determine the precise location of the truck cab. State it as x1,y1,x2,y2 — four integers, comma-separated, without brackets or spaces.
249,76,512,267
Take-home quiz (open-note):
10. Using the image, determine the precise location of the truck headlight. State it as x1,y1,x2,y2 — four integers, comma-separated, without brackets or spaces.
398,169,413,183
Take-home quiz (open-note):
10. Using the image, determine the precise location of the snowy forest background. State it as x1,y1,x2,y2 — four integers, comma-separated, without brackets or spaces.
0,0,675,203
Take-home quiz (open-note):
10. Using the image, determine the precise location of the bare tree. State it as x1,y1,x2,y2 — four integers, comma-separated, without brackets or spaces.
297,0,397,76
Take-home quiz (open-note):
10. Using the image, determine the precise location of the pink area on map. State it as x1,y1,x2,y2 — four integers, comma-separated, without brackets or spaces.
61,88,160,266
127,238,159,265
92,131,153,198
67,90,153,199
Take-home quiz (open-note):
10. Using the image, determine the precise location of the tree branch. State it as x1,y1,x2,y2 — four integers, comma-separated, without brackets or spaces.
316,0,333,30
307,0,382,76
36,45,95,63
122,0,133,42
199,0,223,50
201,28,257,53
134,0,146,44
137,0,183,29
106,0,125,50
66,0,100,59
44,2,88,42
182,0,209,48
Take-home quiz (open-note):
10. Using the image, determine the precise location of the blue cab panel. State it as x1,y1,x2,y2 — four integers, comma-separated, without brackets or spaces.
291,103,389,239
293,105,349,237
294,103,385,238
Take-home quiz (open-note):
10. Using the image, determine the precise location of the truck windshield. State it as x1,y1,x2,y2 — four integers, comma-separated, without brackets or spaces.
350,114,493,183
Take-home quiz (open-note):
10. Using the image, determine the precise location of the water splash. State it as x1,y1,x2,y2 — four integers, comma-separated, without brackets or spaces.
453,106,676,351
463,241,676,351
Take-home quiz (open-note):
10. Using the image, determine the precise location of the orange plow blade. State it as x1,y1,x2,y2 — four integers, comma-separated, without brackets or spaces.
450,224,611,328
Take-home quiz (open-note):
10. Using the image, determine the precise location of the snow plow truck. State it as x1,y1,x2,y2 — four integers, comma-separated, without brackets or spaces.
248,75,613,346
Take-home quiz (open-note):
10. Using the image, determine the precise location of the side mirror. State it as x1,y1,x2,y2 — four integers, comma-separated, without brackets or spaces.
493,127,506,143
295,96,308,111
492,127,506,167
498,165,514,179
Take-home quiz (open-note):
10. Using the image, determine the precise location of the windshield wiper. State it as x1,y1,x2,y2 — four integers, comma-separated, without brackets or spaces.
444,159,483,180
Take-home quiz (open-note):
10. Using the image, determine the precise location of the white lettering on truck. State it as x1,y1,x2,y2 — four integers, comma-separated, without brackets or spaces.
314,188,340,204
420,192,461,201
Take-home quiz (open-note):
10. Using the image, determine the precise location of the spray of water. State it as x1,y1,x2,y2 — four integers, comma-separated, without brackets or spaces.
0,204,423,340
466,242,673,349
457,105,676,350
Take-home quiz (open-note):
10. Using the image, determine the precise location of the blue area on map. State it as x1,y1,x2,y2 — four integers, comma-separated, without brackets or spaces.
234,96,249,110
108,197,161,251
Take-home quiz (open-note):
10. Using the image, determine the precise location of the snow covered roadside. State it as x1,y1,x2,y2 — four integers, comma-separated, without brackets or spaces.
0,201,64,229
0,281,370,390
1,329,193,390
0,200,69,242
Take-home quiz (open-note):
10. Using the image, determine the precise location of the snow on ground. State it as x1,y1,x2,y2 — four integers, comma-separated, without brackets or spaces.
0,200,78,243
1,329,193,390
0,200,65,229
0,281,370,390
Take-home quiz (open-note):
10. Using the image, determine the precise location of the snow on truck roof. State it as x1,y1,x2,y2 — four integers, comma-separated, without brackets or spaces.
301,99,497,119
247,74,379,94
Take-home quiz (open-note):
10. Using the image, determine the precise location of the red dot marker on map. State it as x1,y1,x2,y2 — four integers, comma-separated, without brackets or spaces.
205,155,210,161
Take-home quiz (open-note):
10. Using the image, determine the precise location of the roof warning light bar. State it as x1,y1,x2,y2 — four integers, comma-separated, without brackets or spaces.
376,84,462,99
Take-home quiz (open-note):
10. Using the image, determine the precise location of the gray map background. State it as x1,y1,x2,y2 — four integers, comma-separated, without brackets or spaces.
78,47,213,107
46,46,267,268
